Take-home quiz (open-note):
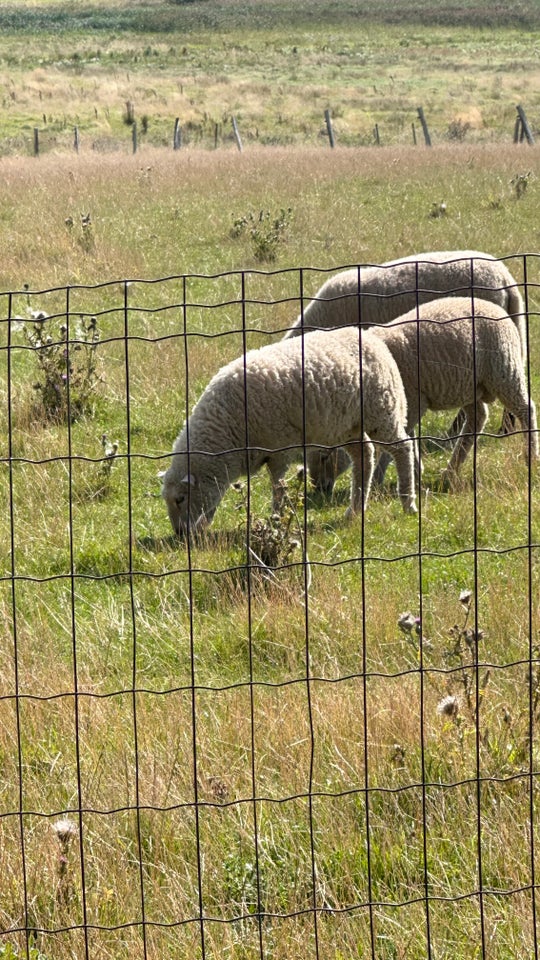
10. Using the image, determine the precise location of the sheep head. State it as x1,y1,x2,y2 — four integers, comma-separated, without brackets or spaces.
161,453,226,536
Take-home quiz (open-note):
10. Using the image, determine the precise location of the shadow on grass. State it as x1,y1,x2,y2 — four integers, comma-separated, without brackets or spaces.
137,527,251,554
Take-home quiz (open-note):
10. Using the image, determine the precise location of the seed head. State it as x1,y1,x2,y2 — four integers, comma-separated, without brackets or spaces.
52,818,78,846
459,589,472,607
437,694,460,719
398,611,420,635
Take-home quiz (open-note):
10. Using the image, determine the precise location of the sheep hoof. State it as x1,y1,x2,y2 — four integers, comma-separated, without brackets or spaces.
404,499,418,515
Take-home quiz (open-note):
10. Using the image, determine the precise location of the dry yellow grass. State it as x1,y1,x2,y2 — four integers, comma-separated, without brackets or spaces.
1,89,540,959
1,142,540,293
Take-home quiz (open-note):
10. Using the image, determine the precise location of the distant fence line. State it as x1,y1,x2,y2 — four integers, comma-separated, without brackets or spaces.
24,102,537,158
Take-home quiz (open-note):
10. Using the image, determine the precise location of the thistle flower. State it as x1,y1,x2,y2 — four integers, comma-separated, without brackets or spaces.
398,611,420,635
459,589,472,607
52,818,78,906
52,818,78,846
437,694,460,718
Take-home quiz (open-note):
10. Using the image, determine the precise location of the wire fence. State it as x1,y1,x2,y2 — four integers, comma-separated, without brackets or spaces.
1,254,539,959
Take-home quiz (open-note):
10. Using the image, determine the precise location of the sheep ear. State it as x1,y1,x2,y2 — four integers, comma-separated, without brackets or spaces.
181,473,197,485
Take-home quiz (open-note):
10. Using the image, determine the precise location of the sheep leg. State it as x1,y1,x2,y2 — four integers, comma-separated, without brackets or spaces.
518,397,539,460
444,400,489,480
499,409,516,435
445,407,510,450
385,434,418,513
344,437,375,517
373,448,392,485
265,453,292,512
446,408,466,445
373,430,421,486
494,389,539,461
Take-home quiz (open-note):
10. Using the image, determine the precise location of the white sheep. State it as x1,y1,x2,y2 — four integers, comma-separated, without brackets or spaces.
285,250,526,492
162,327,417,535
285,249,525,344
369,296,538,484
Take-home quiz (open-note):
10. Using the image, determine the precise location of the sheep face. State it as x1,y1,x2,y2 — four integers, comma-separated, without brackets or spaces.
161,468,220,536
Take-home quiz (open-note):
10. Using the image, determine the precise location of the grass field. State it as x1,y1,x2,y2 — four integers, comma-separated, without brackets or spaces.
1,0,540,154
1,3,540,959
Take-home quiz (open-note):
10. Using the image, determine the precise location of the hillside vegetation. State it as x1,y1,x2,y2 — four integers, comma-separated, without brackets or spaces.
1,0,540,154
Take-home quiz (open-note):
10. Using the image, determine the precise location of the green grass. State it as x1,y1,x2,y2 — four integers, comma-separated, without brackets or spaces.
1,3,540,957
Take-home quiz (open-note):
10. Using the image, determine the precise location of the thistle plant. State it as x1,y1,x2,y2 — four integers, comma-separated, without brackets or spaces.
230,207,293,261
234,470,305,586
16,306,100,422
64,211,95,253
510,170,532,199
433,591,540,772
445,588,489,720
51,817,78,906
398,592,488,730
74,433,120,503
99,433,120,479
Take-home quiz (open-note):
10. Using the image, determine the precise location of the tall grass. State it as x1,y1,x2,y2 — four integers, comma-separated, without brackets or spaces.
1,95,540,960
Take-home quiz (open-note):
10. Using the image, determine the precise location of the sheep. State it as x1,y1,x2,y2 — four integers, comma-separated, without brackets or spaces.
284,250,526,492
162,326,417,536
285,250,525,344
368,296,538,485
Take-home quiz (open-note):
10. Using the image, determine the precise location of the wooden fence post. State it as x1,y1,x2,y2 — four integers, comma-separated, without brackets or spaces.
412,122,417,146
173,117,181,150
516,104,535,145
417,106,432,146
33,127,39,156
324,109,335,147
132,121,138,154
232,116,243,152
214,122,220,149
373,123,380,145
74,126,80,154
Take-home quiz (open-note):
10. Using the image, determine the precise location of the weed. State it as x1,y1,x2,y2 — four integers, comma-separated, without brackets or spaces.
447,118,470,141
223,849,262,914
510,170,532,199
51,817,78,906
437,589,491,755
230,207,293,262
99,433,120,479
233,471,305,586
15,302,101,422
123,100,135,126
74,433,120,502
65,212,95,253
428,199,447,218
427,591,540,775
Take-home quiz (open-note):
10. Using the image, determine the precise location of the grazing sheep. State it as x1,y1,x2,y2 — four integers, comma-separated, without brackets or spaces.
369,296,538,484
285,250,526,492
162,327,417,536
285,249,525,344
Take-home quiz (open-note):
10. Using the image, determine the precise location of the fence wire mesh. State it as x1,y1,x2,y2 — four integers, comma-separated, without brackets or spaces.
0,254,539,959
